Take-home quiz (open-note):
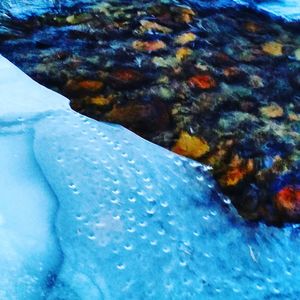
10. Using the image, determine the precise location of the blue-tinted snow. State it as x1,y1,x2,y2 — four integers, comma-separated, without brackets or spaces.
0,130,61,299
0,55,69,122
1,54,300,299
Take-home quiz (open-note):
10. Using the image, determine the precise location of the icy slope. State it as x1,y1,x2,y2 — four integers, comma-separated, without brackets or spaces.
1,54,300,299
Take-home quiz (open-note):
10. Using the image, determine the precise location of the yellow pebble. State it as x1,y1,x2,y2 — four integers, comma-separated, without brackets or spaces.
262,41,283,56
172,131,210,159
175,32,197,45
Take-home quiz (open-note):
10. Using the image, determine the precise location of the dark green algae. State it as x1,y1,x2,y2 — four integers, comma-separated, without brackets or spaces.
0,0,299,225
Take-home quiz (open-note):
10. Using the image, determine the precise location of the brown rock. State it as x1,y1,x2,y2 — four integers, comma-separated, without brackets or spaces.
106,101,170,135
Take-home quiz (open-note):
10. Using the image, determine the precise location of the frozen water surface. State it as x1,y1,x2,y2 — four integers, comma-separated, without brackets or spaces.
1,54,300,299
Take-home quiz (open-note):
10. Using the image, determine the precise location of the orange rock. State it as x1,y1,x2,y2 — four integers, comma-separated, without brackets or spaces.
221,168,245,187
66,79,104,93
175,32,196,45
78,80,104,91
132,40,166,52
262,41,283,56
274,185,300,217
172,131,210,159
188,75,216,90
220,155,254,187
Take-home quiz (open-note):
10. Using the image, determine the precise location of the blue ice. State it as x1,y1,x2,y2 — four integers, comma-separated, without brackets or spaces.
1,54,300,299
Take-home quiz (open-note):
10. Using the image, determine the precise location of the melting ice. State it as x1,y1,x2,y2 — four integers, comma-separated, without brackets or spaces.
1,54,300,299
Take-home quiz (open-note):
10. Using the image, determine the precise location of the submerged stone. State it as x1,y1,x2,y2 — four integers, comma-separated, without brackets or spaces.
132,40,166,52
175,32,197,45
262,41,283,56
188,74,217,90
172,131,210,159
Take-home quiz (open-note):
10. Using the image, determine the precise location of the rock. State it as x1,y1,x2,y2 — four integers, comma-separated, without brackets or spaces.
66,13,93,25
274,185,300,220
132,40,166,52
106,101,170,135
139,20,172,34
260,103,284,118
219,155,254,187
78,80,104,91
175,7,195,23
88,95,113,106
262,41,283,56
172,131,210,159
188,74,216,90
65,79,104,94
175,47,193,61
249,75,264,89
223,66,244,82
110,69,144,87
295,48,300,61
288,112,300,121
175,32,197,45
244,21,261,33
158,86,175,100
152,56,178,68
